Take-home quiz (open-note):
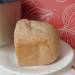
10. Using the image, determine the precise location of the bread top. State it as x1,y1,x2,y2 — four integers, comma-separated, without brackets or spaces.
14,19,59,45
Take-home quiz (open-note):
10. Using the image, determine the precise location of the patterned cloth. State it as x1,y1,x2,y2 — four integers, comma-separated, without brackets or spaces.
19,0,75,48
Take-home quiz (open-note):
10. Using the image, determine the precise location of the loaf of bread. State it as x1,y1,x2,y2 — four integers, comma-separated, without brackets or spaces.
14,19,59,66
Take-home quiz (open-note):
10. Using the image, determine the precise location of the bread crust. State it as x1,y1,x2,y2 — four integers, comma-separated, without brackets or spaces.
14,19,59,66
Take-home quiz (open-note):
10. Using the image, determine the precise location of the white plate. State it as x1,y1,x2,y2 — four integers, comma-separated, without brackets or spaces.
0,41,74,75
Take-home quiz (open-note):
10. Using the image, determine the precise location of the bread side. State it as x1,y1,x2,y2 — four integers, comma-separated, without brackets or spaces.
14,19,59,66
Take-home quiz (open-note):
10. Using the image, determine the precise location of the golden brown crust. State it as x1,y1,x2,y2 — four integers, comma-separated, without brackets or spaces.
14,19,59,66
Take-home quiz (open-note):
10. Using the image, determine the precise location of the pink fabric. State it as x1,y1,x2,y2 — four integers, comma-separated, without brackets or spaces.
20,0,75,48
